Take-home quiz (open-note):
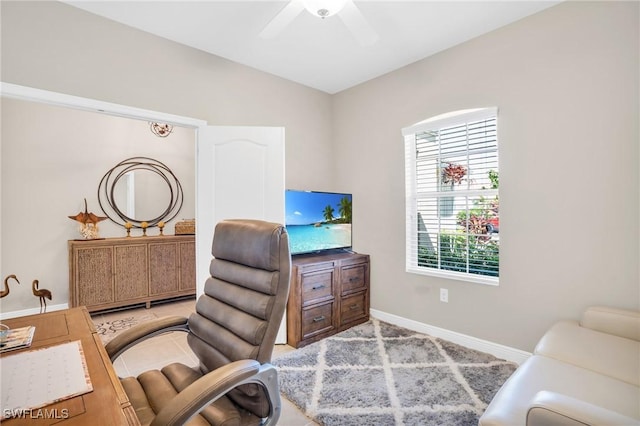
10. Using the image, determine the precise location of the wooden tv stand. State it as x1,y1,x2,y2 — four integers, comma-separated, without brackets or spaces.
286,251,370,348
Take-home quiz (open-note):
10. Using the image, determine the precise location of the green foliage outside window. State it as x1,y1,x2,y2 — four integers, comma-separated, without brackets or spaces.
418,170,499,277
418,233,499,277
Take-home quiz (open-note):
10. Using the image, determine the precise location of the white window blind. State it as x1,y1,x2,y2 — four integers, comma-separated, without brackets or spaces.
403,108,499,285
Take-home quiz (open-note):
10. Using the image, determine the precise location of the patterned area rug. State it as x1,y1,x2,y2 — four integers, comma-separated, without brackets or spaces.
93,313,158,344
273,319,516,426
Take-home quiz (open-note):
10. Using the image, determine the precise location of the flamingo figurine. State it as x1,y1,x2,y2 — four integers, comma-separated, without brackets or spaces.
32,280,52,313
1,275,20,298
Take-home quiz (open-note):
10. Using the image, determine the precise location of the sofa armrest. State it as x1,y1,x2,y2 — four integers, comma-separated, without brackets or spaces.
527,391,640,426
580,306,640,341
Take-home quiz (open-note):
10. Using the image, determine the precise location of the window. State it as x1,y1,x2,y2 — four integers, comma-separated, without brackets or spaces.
402,108,499,285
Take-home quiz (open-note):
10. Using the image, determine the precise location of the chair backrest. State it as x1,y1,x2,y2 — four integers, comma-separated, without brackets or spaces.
187,219,291,416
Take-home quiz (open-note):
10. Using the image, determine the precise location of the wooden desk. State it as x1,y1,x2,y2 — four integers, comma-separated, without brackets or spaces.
1,307,139,425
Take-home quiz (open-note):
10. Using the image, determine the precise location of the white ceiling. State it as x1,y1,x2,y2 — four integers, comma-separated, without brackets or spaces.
64,1,561,94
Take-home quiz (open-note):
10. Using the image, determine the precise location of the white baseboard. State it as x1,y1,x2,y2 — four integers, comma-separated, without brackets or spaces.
0,305,531,363
370,309,531,365
0,303,69,320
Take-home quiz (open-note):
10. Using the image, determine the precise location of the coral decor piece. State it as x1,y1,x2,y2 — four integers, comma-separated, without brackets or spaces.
149,122,173,138
68,198,108,239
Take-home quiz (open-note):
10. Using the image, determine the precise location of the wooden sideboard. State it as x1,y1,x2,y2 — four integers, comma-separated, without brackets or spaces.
69,235,195,312
287,251,370,348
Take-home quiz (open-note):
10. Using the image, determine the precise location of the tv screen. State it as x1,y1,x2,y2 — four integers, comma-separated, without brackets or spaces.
285,190,352,255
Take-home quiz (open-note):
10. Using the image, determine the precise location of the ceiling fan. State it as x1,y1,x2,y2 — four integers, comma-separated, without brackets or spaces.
260,0,379,46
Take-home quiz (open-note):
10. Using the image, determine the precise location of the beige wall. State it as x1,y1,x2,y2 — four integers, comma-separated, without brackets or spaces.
0,1,334,191
0,1,333,314
1,1,638,351
333,1,639,351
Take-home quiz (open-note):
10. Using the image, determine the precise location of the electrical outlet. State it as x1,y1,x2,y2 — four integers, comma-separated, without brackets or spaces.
440,288,449,303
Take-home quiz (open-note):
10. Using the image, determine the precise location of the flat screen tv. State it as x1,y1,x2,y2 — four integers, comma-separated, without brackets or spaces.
285,190,352,255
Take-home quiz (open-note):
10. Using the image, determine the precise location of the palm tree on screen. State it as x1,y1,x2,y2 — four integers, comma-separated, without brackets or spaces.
339,197,352,223
323,205,335,222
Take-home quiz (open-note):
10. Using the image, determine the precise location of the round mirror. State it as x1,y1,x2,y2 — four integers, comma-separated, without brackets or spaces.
98,157,183,228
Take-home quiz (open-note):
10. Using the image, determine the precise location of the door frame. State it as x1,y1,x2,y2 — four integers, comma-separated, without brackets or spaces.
0,83,206,129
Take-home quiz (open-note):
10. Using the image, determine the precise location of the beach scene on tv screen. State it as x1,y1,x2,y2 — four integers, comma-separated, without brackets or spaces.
285,191,352,254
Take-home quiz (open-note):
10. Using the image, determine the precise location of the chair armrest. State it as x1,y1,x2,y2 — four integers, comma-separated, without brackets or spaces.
526,391,640,426
105,315,189,361
580,306,640,341
150,360,267,426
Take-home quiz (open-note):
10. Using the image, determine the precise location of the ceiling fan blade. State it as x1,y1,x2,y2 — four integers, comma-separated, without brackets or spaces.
259,0,306,39
338,0,379,46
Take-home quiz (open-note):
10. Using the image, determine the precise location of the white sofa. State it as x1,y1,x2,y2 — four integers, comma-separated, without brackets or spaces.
480,306,640,426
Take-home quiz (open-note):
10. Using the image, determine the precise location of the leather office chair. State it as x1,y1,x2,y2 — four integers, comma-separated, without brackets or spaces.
106,220,291,426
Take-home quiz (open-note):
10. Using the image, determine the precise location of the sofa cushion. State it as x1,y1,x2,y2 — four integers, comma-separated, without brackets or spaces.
479,355,640,426
534,320,640,386
580,306,640,341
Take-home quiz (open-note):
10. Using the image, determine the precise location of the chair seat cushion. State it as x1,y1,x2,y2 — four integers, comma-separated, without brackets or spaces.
121,362,261,426
121,376,162,426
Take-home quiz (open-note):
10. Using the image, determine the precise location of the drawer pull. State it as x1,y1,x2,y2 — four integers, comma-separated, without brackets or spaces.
349,277,359,283
349,304,359,310
312,315,326,323
312,285,326,290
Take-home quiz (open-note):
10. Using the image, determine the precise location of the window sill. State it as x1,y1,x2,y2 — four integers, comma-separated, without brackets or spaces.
406,266,499,286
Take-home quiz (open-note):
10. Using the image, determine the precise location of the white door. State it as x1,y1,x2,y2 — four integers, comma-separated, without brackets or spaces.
196,126,287,343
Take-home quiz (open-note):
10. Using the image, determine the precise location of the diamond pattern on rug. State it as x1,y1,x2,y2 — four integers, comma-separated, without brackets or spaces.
273,318,517,426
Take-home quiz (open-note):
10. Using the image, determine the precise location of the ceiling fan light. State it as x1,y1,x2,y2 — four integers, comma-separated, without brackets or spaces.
303,0,347,19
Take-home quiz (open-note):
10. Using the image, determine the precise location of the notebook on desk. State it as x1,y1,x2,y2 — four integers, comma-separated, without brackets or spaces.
0,340,93,418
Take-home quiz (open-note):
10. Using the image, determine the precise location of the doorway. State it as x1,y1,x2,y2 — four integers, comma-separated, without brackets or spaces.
0,82,204,318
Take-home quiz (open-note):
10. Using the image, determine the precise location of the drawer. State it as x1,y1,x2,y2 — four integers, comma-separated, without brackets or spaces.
341,292,367,325
298,260,335,273
341,263,366,293
301,270,334,305
302,302,335,338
